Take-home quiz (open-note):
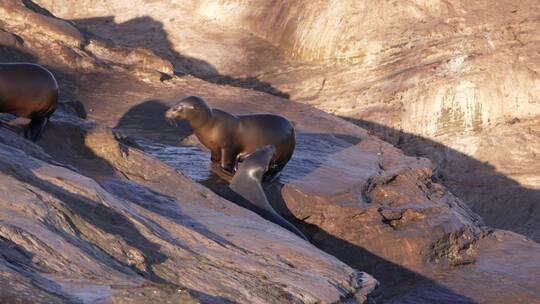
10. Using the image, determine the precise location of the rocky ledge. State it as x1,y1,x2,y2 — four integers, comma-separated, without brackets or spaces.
0,1,539,303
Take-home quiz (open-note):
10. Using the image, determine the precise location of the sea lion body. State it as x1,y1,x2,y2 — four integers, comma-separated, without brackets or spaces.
166,96,295,175
230,145,307,240
0,63,58,140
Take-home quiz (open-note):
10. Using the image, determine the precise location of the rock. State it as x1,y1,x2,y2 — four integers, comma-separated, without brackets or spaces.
57,99,87,119
0,110,377,303
0,29,22,47
2,1,539,303
0,0,174,79
86,39,174,75
0,0,85,48
66,67,540,302
35,0,540,243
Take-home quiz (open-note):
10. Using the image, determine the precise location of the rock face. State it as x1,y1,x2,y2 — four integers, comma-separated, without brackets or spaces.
0,0,173,76
0,112,377,303
215,0,540,243
230,0,540,243
35,0,540,242
1,1,540,303
0,2,378,303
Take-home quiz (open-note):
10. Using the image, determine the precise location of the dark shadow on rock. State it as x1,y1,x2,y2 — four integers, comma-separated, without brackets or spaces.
341,117,540,242
186,290,234,304
114,99,192,145
72,16,290,98
0,45,35,62
297,224,477,304
21,0,57,17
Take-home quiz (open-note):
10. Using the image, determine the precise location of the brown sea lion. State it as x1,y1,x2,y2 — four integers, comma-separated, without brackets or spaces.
165,96,295,176
0,63,58,141
229,145,307,240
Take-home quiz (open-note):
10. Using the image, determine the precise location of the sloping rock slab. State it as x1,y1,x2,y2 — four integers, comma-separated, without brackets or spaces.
0,111,377,303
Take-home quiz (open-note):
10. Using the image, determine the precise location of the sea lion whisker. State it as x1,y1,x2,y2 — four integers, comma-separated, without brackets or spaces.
165,116,178,126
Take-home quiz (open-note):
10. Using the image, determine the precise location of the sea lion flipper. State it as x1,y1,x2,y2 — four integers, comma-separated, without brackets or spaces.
230,146,308,241
25,116,49,141
230,146,274,196
220,146,236,173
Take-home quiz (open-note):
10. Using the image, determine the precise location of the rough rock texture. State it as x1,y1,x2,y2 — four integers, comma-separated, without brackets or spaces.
0,111,376,303
2,1,540,303
0,2,378,303
0,0,173,76
219,0,540,242
38,53,539,303
36,0,540,242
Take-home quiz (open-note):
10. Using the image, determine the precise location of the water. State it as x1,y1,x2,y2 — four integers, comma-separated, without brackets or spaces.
134,139,213,181
134,132,359,184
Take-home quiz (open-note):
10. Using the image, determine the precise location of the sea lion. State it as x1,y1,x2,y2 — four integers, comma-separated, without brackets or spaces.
165,96,295,177
230,145,307,240
0,63,58,141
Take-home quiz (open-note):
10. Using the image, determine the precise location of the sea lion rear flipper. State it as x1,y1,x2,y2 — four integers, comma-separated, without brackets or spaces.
25,116,49,141
263,170,281,183
230,146,308,241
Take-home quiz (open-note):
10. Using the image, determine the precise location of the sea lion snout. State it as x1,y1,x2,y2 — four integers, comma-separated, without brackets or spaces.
164,104,193,124
165,106,181,121
166,96,210,122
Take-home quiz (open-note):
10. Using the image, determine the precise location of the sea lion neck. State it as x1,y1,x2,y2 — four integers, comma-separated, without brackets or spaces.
187,107,213,129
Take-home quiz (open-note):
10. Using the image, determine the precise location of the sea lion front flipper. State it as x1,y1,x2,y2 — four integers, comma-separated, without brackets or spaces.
220,146,236,173
230,146,308,240
25,116,49,141
233,151,250,173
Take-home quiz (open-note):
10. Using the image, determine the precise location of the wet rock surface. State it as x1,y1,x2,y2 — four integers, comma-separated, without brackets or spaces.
1,1,539,303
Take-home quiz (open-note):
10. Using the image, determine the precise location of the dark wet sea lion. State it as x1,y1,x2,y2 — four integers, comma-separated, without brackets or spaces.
165,96,295,176
0,63,58,141
230,145,307,240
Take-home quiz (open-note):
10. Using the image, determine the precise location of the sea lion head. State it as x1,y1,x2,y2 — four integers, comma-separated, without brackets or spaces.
165,96,212,124
239,145,275,181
